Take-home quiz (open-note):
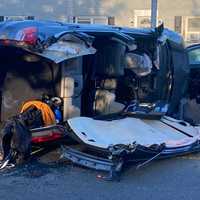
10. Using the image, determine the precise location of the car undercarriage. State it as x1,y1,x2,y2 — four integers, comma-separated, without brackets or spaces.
0,20,200,180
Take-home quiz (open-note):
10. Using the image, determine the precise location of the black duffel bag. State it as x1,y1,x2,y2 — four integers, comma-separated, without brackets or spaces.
0,107,43,169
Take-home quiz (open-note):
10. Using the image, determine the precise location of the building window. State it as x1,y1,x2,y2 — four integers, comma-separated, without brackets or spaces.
188,18,200,32
134,10,151,28
70,16,114,25
185,16,200,43
0,16,34,21
76,17,92,24
137,16,151,28
133,10,162,28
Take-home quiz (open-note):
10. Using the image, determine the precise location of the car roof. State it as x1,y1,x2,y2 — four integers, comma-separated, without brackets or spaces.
0,20,184,46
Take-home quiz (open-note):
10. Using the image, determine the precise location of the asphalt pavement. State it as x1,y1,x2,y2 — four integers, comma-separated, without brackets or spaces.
0,149,200,200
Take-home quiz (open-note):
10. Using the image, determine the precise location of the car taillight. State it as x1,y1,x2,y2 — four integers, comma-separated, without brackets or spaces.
32,132,63,143
16,27,38,45
1,39,11,45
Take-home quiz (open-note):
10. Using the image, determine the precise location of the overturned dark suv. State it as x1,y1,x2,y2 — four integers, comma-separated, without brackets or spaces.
0,20,199,178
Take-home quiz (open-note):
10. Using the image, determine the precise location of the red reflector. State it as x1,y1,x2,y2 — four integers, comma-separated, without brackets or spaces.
0,39,26,47
1,39,11,45
32,132,63,143
17,27,38,45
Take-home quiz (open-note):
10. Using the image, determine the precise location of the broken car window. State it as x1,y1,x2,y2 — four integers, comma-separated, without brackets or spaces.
189,48,200,64
125,53,153,77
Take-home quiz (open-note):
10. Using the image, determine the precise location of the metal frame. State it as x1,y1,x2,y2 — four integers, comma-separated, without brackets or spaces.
61,137,200,180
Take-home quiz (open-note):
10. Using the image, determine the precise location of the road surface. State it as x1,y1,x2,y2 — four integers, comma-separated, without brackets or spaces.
0,149,200,200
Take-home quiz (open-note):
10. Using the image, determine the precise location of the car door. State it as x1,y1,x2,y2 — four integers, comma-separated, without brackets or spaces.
186,44,200,99
187,44,200,69
181,44,200,123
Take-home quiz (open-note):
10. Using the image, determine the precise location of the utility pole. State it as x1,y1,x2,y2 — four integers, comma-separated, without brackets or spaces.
67,0,74,22
151,0,158,28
